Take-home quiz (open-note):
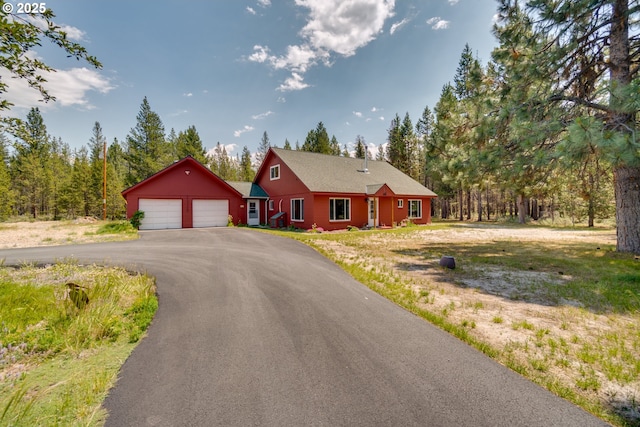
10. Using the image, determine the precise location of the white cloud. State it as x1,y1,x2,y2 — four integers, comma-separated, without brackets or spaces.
248,45,271,63
278,72,309,92
169,109,189,117
277,96,286,103
257,0,271,6
378,116,385,121
247,6,256,15
390,17,409,35
252,110,274,120
1,66,114,110
233,125,254,137
448,0,460,4
22,16,87,42
427,17,450,30
353,111,363,118
248,0,396,91
183,92,193,97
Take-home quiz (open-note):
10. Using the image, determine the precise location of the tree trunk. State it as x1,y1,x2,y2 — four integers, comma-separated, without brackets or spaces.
517,193,526,224
609,0,640,253
458,188,464,221
477,189,482,222
531,199,539,220
614,166,640,254
466,190,471,220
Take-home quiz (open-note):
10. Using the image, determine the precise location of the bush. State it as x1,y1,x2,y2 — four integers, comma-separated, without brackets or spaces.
130,210,145,229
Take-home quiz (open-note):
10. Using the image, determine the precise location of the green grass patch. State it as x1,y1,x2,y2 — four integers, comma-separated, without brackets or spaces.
0,263,157,426
94,221,137,235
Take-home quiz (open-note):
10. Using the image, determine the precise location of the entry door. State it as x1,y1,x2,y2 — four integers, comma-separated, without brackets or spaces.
368,198,378,227
247,200,260,226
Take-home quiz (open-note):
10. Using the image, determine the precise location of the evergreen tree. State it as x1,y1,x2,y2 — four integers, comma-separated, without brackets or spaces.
0,134,13,219
239,146,255,182
11,108,53,218
106,139,127,219
256,131,270,165
499,0,640,253
302,122,332,154
88,121,106,217
330,135,341,156
176,125,207,164
283,139,292,150
124,97,170,186
354,135,366,159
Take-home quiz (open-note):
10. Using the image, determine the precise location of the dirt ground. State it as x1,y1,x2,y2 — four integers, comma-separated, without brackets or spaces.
0,219,134,249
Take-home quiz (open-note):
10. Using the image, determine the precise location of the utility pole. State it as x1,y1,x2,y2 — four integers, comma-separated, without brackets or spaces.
102,140,107,220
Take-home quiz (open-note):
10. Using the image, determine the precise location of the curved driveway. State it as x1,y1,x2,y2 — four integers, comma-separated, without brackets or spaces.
0,228,608,426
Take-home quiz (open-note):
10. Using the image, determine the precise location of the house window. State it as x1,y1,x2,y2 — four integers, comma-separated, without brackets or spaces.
269,200,274,211
408,200,422,219
329,198,350,221
270,164,280,180
291,198,304,221
397,199,404,208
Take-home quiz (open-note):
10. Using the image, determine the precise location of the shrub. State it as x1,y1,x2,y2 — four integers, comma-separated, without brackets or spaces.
130,210,145,229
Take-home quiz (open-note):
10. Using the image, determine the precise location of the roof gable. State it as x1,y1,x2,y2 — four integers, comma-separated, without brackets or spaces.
121,156,243,198
265,148,436,197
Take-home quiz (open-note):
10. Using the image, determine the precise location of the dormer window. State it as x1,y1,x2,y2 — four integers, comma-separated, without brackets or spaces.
270,164,280,180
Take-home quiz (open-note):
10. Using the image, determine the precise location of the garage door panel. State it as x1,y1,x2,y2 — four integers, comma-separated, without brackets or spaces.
139,199,182,230
193,200,228,227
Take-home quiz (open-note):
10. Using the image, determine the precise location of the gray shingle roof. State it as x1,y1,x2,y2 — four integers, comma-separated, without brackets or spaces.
226,181,269,198
271,148,436,197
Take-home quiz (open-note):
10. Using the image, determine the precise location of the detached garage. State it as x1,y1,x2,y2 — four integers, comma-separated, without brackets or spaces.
122,157,246,230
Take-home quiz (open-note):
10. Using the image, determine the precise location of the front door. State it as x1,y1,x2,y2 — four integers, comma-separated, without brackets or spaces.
368,198,378,228
247,200,260,226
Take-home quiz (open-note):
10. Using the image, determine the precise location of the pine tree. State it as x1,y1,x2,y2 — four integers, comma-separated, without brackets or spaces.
239,146,255,182
354,135,366,159
283,139,292,150
0,134,13,219
176,125,207,164
106,139,127,219
124,97,170,186
256,131,270,166
11,108,53,218
302,122,332,154
88,122,106,217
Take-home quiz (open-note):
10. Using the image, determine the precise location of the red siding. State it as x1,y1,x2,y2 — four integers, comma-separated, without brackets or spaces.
122,158,245,227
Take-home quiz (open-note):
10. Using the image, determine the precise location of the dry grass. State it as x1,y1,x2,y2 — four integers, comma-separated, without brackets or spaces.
278,222,639,426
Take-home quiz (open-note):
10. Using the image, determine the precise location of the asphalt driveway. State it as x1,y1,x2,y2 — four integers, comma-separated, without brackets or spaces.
0,228,608,426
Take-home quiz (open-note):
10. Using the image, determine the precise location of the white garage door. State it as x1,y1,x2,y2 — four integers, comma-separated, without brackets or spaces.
139,199,182,230
192,199,229,227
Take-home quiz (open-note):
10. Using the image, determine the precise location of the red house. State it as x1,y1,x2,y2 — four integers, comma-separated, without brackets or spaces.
121,157,264,230
255,148,437,231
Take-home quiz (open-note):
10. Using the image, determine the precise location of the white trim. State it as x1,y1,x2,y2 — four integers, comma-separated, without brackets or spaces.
408,199,422,219
397,199,404,208
329,197,351,222
268,200,274,211
291,198,304,222
270,164,280,180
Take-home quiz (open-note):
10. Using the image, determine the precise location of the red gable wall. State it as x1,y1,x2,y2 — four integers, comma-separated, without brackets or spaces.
122,157,245,227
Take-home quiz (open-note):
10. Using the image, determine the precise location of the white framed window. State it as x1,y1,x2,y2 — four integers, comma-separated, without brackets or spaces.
291,198,304,221
329,198,351,221
408,199,422,219
269,200,274,211
397,199,404,208
270,164,280,180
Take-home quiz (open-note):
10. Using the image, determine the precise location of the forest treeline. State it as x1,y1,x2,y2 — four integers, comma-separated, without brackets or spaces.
1,1,639,254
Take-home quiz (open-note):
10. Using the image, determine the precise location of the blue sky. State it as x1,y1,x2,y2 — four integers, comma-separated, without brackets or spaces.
3,0,499,158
